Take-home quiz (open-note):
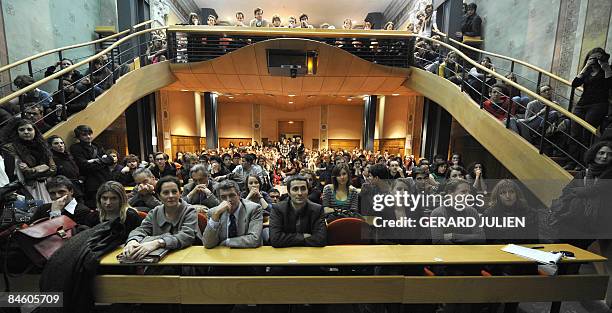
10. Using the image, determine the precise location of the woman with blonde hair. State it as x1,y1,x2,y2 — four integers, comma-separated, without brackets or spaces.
97,181,142,233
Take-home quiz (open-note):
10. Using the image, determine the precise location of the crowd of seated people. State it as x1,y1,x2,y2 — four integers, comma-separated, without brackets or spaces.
2,119,612,311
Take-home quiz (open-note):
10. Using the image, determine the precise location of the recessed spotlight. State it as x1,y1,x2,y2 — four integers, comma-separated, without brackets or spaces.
288,121,294,124
347,98,352,101
288,101,294,104
228,96,234,99
288,94,296,97
392,93,400,96
180,89,189,92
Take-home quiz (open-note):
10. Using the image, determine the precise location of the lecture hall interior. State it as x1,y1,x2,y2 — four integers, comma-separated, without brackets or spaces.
0,0,612,312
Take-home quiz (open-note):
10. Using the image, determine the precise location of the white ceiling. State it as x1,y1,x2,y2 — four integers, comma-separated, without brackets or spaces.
194,0,393,28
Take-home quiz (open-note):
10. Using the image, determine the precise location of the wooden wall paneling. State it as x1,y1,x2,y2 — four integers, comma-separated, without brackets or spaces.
328,139,360,151
377,77,408,93
254,44,271,76
219,138,253,148
171,135,201,154
171,72,200,88
378,138,406,156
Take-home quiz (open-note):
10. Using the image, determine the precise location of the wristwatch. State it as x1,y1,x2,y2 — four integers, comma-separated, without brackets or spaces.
157,238,165,248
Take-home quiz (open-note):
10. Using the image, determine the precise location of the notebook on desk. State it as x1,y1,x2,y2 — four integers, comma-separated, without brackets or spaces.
501,244,563,265
116,248,169,264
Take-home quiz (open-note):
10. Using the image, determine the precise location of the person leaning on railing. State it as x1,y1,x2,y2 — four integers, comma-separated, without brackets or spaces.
565,47,612,170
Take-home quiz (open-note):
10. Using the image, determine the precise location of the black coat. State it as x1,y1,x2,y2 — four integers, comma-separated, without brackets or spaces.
151,163,177,179
38,214,139,313
269,200,327,247
52,150,80,181
69,142,112,195
31,201,98,227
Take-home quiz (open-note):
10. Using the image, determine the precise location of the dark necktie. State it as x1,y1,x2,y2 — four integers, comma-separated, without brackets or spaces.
228,214,237,238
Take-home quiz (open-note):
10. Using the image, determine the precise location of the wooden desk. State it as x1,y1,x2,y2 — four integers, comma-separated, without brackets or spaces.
95,244,608,310
99,244,605,266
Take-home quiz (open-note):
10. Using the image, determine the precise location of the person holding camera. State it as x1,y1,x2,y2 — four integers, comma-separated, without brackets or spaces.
566,48,612,170
69,125,113,208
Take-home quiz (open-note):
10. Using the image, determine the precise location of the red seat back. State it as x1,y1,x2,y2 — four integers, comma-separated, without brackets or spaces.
197,213,207,233
326,217,369,245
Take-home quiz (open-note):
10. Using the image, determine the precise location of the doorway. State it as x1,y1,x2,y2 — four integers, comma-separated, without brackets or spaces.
278,121,304,141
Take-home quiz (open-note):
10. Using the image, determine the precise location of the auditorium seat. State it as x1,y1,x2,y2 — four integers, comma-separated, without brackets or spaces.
327,217,370,245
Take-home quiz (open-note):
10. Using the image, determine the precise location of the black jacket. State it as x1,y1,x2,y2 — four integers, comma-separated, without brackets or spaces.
31,201,98,227
461,14,482,37
269,200,326,247
52,150,80,181
151,163,177,179
38,215,138,313
69,142,112,194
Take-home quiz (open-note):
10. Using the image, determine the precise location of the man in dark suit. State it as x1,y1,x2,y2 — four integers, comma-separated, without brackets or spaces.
31,175,97,227
269,175,326,248
202,180,262,248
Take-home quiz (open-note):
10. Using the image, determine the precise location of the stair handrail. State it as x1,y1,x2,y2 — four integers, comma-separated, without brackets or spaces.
0,20,154,74
0,25,168,107
432,30,580,91
410,33,595,135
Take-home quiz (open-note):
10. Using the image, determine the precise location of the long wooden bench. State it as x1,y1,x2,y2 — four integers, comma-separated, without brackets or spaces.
95,244,608,312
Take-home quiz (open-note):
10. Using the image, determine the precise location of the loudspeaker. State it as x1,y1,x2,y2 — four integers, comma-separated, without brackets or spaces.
364,12,384,29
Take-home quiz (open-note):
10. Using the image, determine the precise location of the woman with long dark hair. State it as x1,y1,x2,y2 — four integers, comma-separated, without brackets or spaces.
1,118,55,202
47,135,84,199
566,48,612,170
322,163,359,212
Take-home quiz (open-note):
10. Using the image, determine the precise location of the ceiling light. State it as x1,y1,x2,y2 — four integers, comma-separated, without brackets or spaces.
288,94,295,97
347,98,352,101
228,96,234,99
288,101,294,104
392,93,400,96
180,89,189,92
288,121,294,124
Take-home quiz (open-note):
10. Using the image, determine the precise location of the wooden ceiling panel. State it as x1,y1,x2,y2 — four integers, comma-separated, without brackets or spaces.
211,54,236,74
218,74,243,90
238,75,263,91
302,77,324,93
360,76,387,93
230,45,259,75
281,77,303,94
347,58,372,77
260,76,282,93
376,77,408,93
320,77,345,93
189,61,214,74
172,72,200,88
193,73,224,89
340,76,367,92
368,64,394,77
168,38,417,110
325,49,353,76
171,63,192,73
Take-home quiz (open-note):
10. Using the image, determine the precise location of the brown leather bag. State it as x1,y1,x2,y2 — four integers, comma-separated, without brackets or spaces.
13,216,77,267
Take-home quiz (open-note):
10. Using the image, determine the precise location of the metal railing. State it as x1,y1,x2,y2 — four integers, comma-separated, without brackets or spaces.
0,21,169,132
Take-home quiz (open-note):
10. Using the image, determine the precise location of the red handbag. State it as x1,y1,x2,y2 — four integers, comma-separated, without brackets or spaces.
13,216,77,267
